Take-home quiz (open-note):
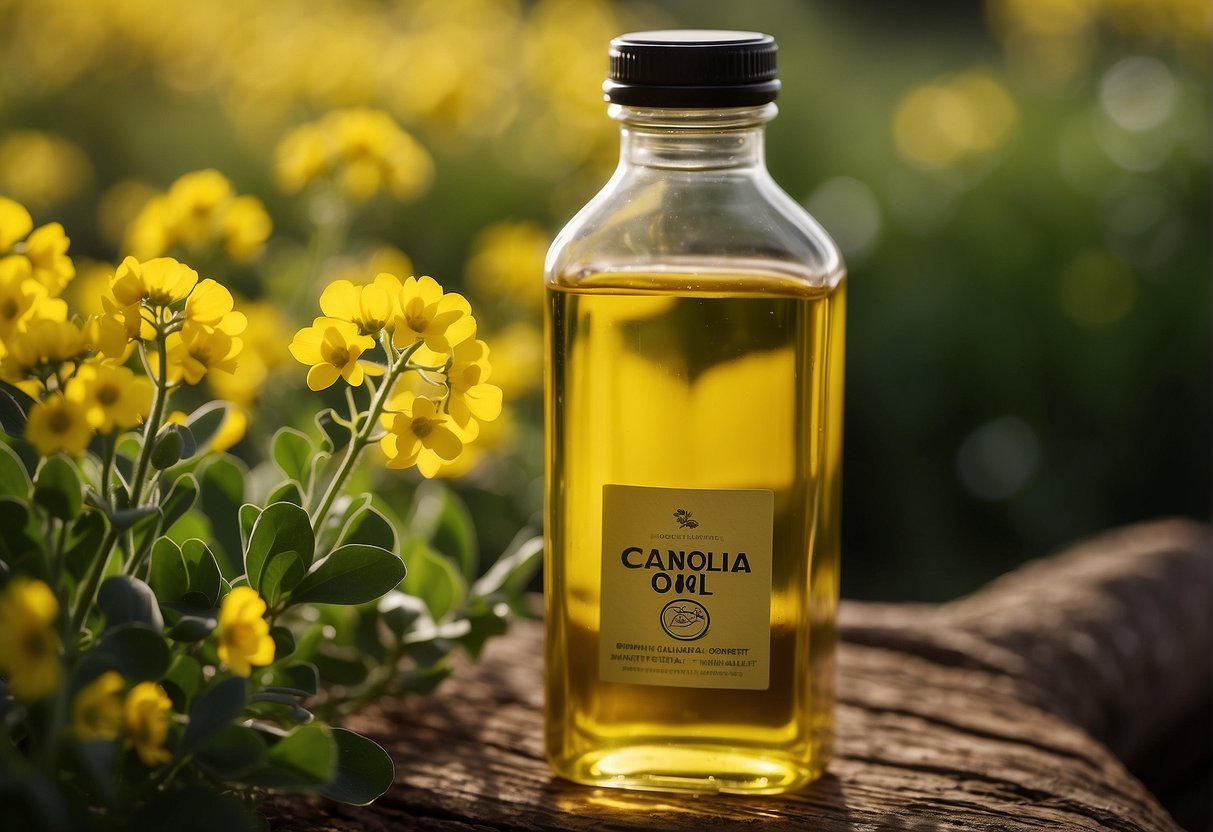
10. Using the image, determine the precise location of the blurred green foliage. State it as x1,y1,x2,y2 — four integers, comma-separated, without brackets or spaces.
0,0,1205,602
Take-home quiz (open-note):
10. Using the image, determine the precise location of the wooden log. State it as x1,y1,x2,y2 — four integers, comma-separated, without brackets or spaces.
265,518,1210,831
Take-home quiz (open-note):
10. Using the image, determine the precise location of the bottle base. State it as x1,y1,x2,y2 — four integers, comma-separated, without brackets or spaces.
551,744,826,795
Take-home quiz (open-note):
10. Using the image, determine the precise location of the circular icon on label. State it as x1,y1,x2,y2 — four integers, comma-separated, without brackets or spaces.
660,599,710,641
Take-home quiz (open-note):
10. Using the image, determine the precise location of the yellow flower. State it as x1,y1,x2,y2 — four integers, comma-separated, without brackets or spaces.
222,195,272,262
0,131,92,212
465,220,548,308
72,671,125,741
23,222,75,294
164,169,233,249
94,294,150,362
391,276,476,353
184,278,247,335
216,586,275,677
25,392,93,456
123,195,171,260
324,246,413,289
164,321,242,385
123,682,172,766
0,255,67,340
274,108,433,203
432,407,516,480
484,322,542,401
110,256,198,308
125,171,272,264
380,395,463,478
206,299,291,406
289,317,378,391
2,318,90,383
66,362,153,432
274,123,328,194
319,278,393,335
0,577,61,702
443,338,503,431
0,197,32,251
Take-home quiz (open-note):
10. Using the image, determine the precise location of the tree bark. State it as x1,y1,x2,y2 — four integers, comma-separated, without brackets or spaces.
266,518,1211,832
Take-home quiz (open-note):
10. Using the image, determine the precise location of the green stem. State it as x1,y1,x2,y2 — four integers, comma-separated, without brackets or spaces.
67,526,120,638
128,334,170,508
99,433,117,504
309,341,416,538
49,518,69,586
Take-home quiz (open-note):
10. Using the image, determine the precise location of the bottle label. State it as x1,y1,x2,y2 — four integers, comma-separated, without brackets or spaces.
598,484,773,690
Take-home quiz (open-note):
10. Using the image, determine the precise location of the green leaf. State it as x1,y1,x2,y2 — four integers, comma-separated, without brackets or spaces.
181,538,222,606
197,454,247,577
185,401,231,453
266,480,304,508
288,544,405,606
400,538,465,621
89,624,171,682
185,676,248,752
459,607,511,660
64,511,108,584
272,428,312,484
277,663,319,696
247,724,335,790
195,724,266,779
315,408,351,453
270,625,295,660
378,592,430,637
259,548,307,606
0,496,43,566
339,505,397,553
162,473,198,533
163,654,204,704
471,534,543,608
109,504,160,530
245,502,314,596
149,538,188,601
33,455,83,521
409,481,477,581
239,503,260,551
98,576,164,632
167,614,216,641
0,380,33,437
131,784,260,832
0,441,30,498
319,728,394,805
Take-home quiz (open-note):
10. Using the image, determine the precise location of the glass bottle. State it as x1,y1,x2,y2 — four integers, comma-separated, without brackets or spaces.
544,30,846,795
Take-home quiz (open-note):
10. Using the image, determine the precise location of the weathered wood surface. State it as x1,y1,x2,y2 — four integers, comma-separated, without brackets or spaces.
267,518,1211,832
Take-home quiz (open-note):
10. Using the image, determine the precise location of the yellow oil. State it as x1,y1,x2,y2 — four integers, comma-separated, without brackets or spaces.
544,270,845,794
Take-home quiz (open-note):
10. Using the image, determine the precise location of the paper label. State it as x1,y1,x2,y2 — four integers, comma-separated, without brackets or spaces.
598,484,773,690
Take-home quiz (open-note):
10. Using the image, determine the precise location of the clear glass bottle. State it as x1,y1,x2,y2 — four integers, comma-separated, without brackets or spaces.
544,30,846,795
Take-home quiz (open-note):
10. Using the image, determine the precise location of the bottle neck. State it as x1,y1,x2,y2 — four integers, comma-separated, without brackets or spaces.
611,104,775,171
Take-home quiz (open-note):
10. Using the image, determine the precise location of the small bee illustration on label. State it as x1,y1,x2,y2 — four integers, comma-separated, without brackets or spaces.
673,508,699,529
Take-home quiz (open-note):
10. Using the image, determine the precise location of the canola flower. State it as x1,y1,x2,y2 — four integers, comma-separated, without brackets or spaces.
0,577,62,702
72,671,125,741
291,271,501,531
124,170,272,264
216,587,276,678
124,682,172,766
275,108,433,204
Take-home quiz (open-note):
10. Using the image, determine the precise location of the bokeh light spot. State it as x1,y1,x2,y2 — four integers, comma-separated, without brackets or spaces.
805,177,882,263
956,416,1042,501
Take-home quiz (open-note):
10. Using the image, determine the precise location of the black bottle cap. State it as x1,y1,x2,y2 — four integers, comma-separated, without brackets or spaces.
604,30,780,108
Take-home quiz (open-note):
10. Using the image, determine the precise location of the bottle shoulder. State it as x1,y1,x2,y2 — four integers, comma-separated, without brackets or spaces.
545,166,845,291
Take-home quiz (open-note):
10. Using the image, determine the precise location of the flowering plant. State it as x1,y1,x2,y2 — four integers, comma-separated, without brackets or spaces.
0,194,539,830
